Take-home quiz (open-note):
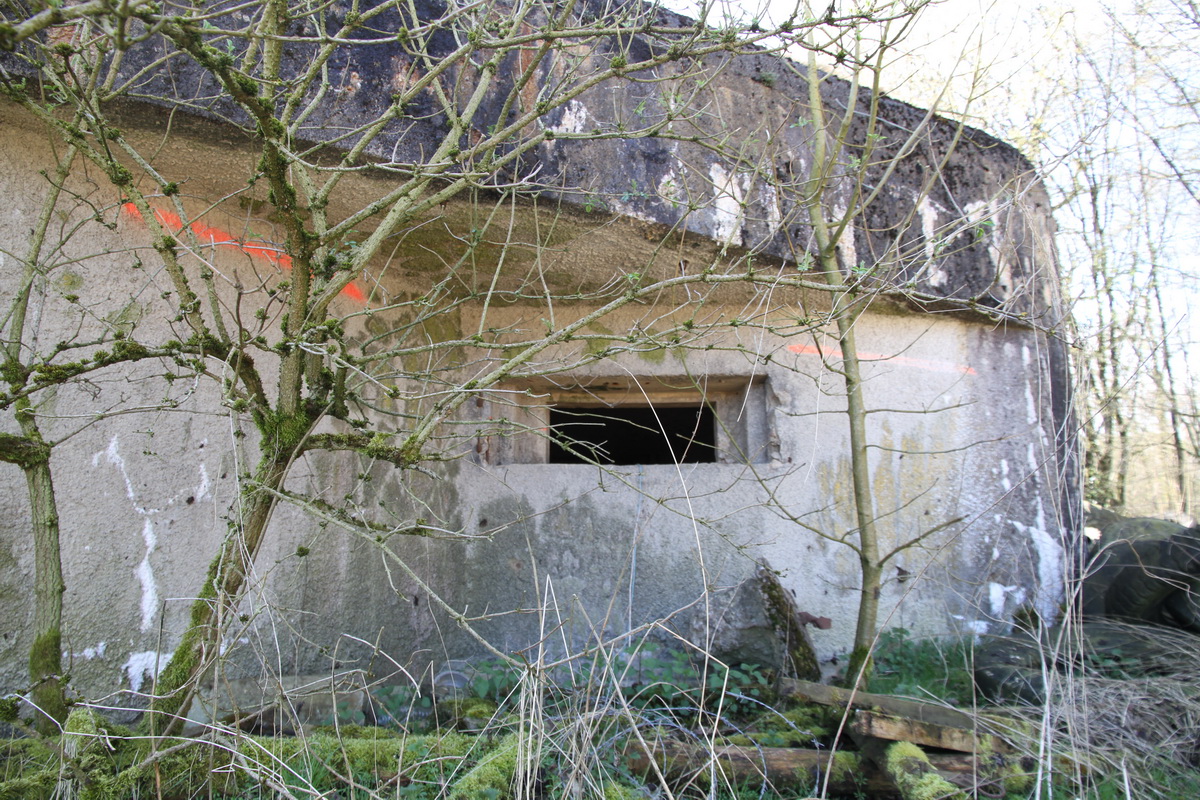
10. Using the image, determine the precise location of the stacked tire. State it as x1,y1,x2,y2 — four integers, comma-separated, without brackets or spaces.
974,513,1200,703
1083,516,1200,631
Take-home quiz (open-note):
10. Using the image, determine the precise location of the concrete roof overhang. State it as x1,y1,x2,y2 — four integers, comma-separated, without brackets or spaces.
1,0,1062,321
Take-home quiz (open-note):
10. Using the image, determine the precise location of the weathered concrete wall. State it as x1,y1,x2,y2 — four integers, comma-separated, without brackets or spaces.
0,0,1076,703
433,304,1069,664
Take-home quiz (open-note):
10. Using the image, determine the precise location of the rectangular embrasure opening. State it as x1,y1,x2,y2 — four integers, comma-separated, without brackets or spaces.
548,404,717,465
476,375,769,466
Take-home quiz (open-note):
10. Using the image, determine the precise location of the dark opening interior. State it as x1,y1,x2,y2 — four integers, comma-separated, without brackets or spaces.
548,405,717,465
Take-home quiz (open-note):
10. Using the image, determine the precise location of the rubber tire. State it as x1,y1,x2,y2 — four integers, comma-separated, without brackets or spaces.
1163,576,1200,633
972,635,1046,705
972,621,1193,704
1081,517,1190,618
1103,529,1200,624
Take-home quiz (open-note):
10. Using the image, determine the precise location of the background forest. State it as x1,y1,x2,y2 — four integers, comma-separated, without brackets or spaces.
678,0,1200,517
887,0,1200,518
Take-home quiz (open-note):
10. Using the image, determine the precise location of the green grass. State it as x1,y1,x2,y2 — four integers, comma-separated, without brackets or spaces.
867,627,975,705
8,632,1194,800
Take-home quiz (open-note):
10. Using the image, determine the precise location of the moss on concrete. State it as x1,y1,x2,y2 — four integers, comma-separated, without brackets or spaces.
448,733,519,800
636,346,666,364
757,566,821,681
584,322,615,356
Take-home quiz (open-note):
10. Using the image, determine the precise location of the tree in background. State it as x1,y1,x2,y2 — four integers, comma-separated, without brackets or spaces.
885,0,1200,517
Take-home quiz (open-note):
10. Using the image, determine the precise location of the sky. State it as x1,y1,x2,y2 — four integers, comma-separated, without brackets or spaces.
654,0,1107,142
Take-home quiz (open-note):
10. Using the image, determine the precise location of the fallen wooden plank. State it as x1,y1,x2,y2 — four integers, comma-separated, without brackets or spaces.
779,679,1026,744
852,709,1013,755
623,739,1029,798
625,738,885,795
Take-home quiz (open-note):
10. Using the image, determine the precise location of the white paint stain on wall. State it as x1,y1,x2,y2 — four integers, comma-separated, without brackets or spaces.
760,184,781,231
964,197,1010,282
988,581,1026,619
95,436,161,631
832,202,857,272
1011,518,1063,621
657,168,682,207
93,436,209,633
135,519,159,630
123,650,171,693
195,459,210,502
1022,346,1038,425
708,164,746,247
76,642,106,660
952,615,991,638
919,195,948,288
549,100,588,135
920,195,940,261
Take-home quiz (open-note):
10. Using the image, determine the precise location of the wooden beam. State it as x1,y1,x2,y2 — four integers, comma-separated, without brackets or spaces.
779,678,1025,744
851,709,1013,755
853,735,969,800
623,739,1027,798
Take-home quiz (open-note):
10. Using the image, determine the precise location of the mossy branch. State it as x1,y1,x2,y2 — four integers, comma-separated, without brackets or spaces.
301,431,431,468
0,433,50,469
0,0,111,51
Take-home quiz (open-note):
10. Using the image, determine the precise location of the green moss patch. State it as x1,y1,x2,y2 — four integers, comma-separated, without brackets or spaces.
0,729,480,800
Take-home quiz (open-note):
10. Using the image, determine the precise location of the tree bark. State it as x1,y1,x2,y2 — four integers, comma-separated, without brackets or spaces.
143,452,293,734
0,421,68,730
801,51,884,687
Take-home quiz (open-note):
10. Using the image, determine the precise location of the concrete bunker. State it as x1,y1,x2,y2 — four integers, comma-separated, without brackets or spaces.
0,0,1078,707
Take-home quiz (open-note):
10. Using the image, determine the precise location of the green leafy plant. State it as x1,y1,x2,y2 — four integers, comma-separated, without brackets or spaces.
470,659,523,704
704,662,771,717
613,645,773,721
867,628,973,705
371,684,435,731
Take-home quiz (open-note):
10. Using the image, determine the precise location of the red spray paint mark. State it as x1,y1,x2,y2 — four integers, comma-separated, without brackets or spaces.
787,343,976,375
121,202,366,303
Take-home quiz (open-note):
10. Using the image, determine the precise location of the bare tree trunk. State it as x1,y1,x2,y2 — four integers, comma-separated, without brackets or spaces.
144,450,295,734
1148,249,1191,515
831,299,882,685
805,53,881,686
0,422,67,731
0,143,79,731
20,422,68,731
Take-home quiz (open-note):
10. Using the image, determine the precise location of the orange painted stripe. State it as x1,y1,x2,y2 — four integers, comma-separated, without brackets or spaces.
121,202,366,303
787,343,976,375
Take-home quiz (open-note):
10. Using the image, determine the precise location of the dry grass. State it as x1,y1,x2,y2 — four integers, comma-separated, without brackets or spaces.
1009,621,1200,798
